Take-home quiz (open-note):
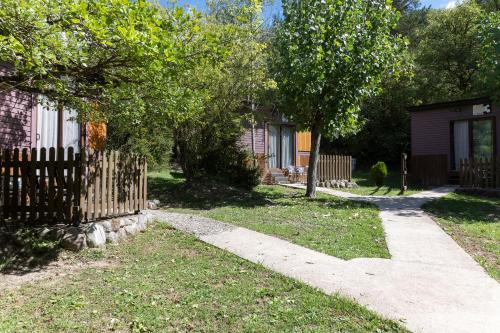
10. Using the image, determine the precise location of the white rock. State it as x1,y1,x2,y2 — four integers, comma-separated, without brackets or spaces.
100,221,113,232
137,220,146,232
124,224,139,236
61,227,87,251
137,215,147,231
143,213,155,226
86,223,107,248
148,200,160,209
116,228,127,241
120,218,135,227
110,219,121,231
39,227,52,238
106,231,119,244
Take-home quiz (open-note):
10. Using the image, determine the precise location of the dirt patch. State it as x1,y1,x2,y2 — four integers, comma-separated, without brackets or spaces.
0,258,116,291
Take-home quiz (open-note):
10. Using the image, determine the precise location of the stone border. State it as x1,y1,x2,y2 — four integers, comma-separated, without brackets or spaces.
36,211,155,251
316,179,358,189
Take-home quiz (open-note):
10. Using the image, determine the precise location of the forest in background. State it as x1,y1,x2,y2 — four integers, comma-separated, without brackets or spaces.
325,0,500,167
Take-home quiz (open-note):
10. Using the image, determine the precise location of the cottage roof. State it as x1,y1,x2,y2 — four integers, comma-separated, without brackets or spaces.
408,97,491,112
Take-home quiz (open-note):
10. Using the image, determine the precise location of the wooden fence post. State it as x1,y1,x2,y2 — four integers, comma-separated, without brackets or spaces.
66,147,74,223
12,149,19,222
29,148,37,223
20,148,28,223
56,147,65,222
144,158,148,209
107,151,113,216
2,149,10,222
401,153,408,194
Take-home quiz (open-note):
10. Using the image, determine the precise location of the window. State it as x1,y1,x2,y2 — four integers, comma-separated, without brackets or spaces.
472,119,494,160
451,118,495,169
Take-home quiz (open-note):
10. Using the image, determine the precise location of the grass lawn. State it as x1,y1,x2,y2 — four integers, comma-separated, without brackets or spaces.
148,171,390,260
0,223,408,333
340,169,426,196
423,193,500,281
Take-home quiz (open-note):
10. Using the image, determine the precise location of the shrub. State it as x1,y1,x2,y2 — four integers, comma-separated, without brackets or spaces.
370,161,388,187
174,111,261,190
226,153,262,189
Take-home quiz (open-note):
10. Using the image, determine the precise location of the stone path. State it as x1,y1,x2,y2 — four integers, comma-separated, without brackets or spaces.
148,186,500,333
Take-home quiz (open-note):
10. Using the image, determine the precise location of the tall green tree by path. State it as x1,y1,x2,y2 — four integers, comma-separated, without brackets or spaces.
274,0,404,197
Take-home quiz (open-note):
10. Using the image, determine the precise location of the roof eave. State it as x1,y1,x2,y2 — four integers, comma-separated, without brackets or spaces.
407,97,491,112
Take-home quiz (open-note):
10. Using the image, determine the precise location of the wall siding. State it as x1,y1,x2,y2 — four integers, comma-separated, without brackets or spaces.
0,62,35,149
411,102,500,169
240,123,265,155
0,89,35,149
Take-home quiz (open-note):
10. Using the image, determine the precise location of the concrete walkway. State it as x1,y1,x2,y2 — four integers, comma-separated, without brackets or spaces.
149,186,500,333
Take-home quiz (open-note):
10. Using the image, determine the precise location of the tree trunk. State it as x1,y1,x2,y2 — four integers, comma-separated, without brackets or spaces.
173,128,193,181
306,124,321,198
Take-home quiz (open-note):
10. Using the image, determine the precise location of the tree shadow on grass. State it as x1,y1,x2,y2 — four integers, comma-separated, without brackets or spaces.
148,175,290,210
0,229,62,275
148,173,375,212
423,195,500,225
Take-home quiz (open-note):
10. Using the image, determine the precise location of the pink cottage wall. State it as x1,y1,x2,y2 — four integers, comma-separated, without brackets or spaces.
240,123,266,155
410,100,499,167
0,63,36,149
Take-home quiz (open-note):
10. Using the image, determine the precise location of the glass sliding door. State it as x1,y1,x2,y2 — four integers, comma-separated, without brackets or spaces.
281,126,294,168
453,120,469,170
472,119,494,160
268,125,280,168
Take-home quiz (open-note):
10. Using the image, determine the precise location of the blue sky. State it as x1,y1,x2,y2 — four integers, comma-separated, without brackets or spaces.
165,0,460,19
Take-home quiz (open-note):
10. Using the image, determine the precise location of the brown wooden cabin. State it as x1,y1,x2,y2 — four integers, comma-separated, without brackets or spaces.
239,106,311,183
409,97,499,186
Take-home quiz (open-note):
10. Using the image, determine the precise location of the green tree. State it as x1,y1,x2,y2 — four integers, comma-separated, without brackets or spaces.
479,11,500,101
477,0,500,11
0,0,201,116
324,1,424,167
414,1,485,103
172,0,274,185
274,0,404,197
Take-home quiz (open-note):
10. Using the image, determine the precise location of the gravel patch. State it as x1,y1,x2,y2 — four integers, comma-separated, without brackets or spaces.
148,211,235,236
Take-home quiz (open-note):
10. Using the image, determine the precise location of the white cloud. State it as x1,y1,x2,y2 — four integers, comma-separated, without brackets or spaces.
445,1,457,9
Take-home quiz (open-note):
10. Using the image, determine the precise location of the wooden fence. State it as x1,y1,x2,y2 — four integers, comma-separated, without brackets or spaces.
0,147,147,226
316,154,352,182
459,157,500,189
410,154,448,186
